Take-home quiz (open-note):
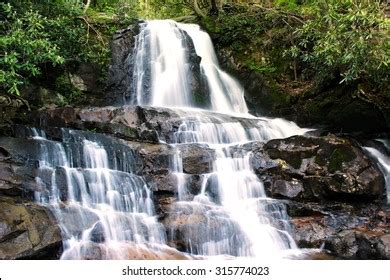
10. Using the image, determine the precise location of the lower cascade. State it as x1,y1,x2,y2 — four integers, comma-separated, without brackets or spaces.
164,110,310,258
364,139,390,205
28,128,167,259
12,19,386,260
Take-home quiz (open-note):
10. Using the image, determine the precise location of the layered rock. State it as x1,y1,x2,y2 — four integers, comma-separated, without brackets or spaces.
0,197,62,259
37,105,264,144
249,135,385,202
1,107,389,259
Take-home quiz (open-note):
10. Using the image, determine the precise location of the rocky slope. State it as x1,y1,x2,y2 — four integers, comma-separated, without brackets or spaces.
0,105,388,259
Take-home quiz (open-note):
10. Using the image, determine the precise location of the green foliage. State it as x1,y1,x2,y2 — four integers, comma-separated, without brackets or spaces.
288,0,389,86
206,4,302,81
139,0,192,19
0,0,128,99
275,0,298,10
0,3,65,95
54,74,84,106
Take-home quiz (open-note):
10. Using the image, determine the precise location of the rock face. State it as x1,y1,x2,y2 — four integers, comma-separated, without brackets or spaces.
1,106,389,259
240,134,388,259
325,229,390,260
106,24,140,104
37,105,266,144
0,197,62,259
251,135,385,202
0,136,63,259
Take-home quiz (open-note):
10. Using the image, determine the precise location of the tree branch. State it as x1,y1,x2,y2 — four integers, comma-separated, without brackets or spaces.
83,0,91,15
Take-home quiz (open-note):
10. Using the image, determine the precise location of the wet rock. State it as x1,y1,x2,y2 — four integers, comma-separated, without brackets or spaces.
291,216,335,248
154,195,177,220
325,229,390,259
271,179,304,199
253,135,385,202
89,222,105,243
69,242,197,260
55,205,100,240
0,138,47,199
0,197,62,259
286,200,389,254
162,202,248,255
37,105,267,144
106,24,140,104
179,144,215,174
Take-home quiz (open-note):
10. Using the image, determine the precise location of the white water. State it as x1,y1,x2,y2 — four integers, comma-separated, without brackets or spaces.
177,23,248,114
131,20,248,114
30,129,167,259
30,20,317,259
364,139,390,204
130,20,314,258
167,113,309,258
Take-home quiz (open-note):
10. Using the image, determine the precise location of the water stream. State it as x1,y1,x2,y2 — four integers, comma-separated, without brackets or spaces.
128,20,311,258
28,128,167,259
27,19,389,260
364,139,390,204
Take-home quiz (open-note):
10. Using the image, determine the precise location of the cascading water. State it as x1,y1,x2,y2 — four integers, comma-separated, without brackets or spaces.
364,139,390,204
129,20,312,258
30,19,316,259
28,128,167,259
163,111,309,258
130,20,248,114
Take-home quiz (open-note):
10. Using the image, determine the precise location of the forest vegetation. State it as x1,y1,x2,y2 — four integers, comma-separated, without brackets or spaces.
1,0,389,129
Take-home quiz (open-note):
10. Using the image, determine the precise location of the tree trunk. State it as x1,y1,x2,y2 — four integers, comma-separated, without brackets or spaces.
192,0,207,18
83,0,91,14
209,0,219,16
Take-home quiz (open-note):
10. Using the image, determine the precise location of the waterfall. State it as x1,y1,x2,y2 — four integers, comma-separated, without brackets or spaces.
130,20,248,114
129,20,312,258
364,139,390,204
29,129,167,259
30,20,317,259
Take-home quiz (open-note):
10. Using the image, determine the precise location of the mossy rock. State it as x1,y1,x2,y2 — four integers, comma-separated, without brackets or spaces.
328,147,356,173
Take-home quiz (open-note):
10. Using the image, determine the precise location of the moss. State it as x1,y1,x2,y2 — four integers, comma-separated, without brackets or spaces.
192,90,209,108
286,155,302,169
328,147,355,173
258,81,291,112
314,155,326,166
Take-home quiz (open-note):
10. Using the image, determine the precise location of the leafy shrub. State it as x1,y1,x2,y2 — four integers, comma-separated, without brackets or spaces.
288,0,389,86
0,3,65,95
0,1,111,97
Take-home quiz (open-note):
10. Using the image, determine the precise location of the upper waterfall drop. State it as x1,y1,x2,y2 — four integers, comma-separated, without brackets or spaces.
130,20,248,114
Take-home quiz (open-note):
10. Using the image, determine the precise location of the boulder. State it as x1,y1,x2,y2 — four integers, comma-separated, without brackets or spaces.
162,202,248,255
0,197,62,259
179,144,215,174
325,229,390,259
252,135,385,202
